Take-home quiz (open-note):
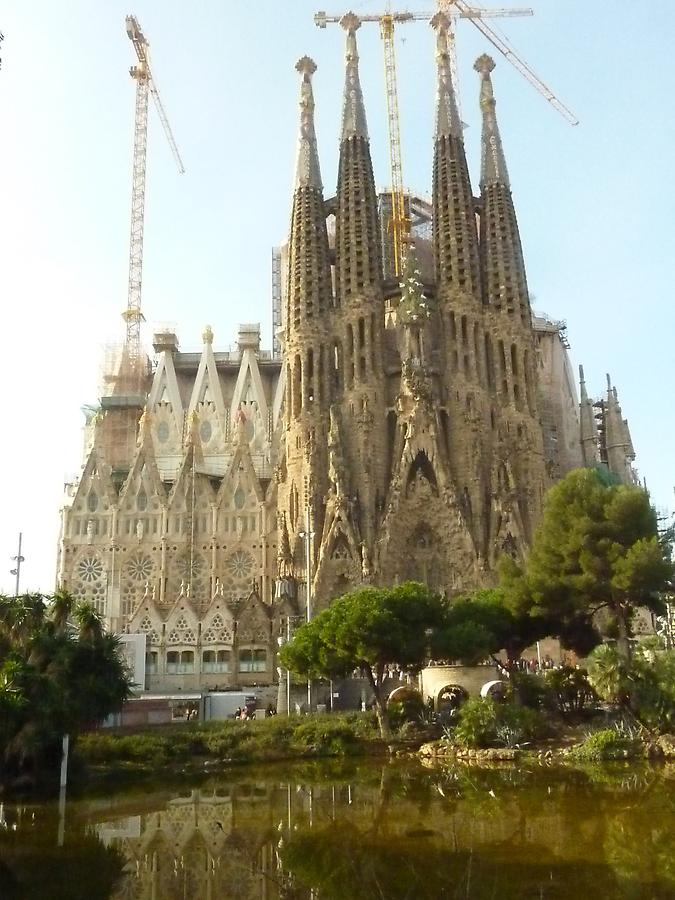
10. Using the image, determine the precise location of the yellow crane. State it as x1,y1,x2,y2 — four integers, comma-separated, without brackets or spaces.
316,2,577,276
124,15,184,370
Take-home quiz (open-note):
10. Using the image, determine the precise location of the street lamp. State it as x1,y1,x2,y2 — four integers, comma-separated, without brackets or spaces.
10,533,25,597
299,507,315,711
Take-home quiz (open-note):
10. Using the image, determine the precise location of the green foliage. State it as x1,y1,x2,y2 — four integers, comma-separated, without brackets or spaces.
500,469,673,658
586,642,675,732
586,644,628,703
450,697,546,749
543,666,597,716
387,692,425,732
279,582,447,737
0,592,132,788
74,713,381,773
509,671,551,710
569,728,642,761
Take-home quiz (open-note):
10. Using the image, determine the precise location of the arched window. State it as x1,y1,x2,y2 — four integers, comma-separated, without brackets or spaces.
202,649,231,673
239,649,267,673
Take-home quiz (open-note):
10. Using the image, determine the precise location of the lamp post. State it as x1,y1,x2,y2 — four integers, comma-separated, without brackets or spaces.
299,507,314,711
10,533,24,597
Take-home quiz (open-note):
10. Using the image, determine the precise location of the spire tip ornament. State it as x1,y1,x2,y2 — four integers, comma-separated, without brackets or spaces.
340,11,361,34
295,56,317,79
474,54,496,76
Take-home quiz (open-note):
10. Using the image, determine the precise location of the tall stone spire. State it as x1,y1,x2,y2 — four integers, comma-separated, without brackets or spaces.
294,56,322,191
604,375,635,484
335,13,382,303
431,12,480,295
340,12,368,141
281,57,333,561
475,54,529,323
578,364,600,466
286,57,332,328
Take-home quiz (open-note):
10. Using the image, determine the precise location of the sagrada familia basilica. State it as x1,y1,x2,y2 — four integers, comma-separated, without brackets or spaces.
57,14,636,693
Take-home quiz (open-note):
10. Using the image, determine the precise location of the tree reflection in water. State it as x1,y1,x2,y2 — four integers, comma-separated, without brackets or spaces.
2,760,673,899
0,805,125,899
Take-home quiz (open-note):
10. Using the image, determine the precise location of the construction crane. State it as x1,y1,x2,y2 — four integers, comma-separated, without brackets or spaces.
316,3,533,276
124,15,184,370
316,2,577,276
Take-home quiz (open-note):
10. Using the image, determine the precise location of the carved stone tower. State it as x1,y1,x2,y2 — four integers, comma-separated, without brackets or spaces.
475,53,546,557
279,57,334,589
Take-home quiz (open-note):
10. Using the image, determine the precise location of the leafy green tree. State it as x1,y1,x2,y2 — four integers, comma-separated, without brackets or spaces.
279,583,447,738
0,592,132,789
500,469,673,660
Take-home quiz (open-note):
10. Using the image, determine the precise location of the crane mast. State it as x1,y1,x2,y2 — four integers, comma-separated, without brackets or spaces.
124,15,184,368
316,2,576,276
380,14,407,278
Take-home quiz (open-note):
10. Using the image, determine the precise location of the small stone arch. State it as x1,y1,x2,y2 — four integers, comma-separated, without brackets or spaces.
481,679,508,701
387,685,421,705
436,683,469,713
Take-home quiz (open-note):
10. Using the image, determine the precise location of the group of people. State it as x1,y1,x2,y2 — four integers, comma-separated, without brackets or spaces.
232,703,277,720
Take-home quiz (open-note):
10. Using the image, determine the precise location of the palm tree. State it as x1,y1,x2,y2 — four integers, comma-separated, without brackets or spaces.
586,643,626,703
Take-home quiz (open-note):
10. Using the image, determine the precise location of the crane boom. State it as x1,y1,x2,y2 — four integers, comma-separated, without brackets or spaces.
316,4,536,277
123,15,184,367
452,0,578,124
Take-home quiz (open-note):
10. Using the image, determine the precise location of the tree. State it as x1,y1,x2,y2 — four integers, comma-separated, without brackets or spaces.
0,592,132,789
279,582,447,738
500,469,673,660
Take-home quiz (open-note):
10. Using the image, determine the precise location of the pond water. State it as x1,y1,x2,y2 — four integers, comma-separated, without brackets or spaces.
1,759,674,899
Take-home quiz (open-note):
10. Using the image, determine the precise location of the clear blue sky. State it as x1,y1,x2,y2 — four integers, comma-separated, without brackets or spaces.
1,0,673,594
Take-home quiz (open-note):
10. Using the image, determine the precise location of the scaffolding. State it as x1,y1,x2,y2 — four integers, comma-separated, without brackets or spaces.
98,342,150,484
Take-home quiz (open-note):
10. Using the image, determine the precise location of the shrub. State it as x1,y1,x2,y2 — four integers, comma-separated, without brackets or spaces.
510,671,551,710
451,697,546,749
452,697,499,748
386,692,425,732
569,728,642,761
544,666,596,716
291,719,358,756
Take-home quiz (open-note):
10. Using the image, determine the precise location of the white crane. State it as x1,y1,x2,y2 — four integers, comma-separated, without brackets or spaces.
124,15,184,368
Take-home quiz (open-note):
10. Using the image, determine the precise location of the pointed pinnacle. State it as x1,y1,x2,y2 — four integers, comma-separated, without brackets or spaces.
432,12,462,140
474,54,509,188
294,57,322,191
340,13,368,141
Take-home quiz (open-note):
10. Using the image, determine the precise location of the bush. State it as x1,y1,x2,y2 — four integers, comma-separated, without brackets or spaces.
569,728,642,761
510,672,551,710
291,719,358,756
544,666,596,716
387,694,425,732
451,697,546,749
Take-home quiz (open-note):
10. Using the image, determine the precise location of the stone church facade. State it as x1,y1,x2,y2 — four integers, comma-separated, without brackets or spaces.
57,14,636,693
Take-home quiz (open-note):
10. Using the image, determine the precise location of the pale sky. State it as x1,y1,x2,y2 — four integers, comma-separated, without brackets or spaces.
1,0,673,595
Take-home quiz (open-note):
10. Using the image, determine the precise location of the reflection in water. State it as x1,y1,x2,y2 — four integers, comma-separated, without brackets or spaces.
0,803,125,899
1,761,674,899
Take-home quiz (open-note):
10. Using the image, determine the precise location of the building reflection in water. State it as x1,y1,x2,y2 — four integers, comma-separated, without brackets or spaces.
85,763,674,900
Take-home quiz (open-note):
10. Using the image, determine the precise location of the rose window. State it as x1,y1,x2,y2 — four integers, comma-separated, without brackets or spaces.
175,553,204,580
227,550,254,579
126,553,155,582
77,556,103,583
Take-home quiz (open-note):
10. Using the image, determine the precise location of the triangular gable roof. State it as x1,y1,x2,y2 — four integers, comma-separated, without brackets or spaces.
230,348,269,423
118,418,166,506
187,329,227,425
215,430,264,507
148,349,183,432
73,444,116,507
271,363,285,431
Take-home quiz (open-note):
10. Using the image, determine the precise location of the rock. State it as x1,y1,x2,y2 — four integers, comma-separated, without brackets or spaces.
419,742,442,757
657,734,675,759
